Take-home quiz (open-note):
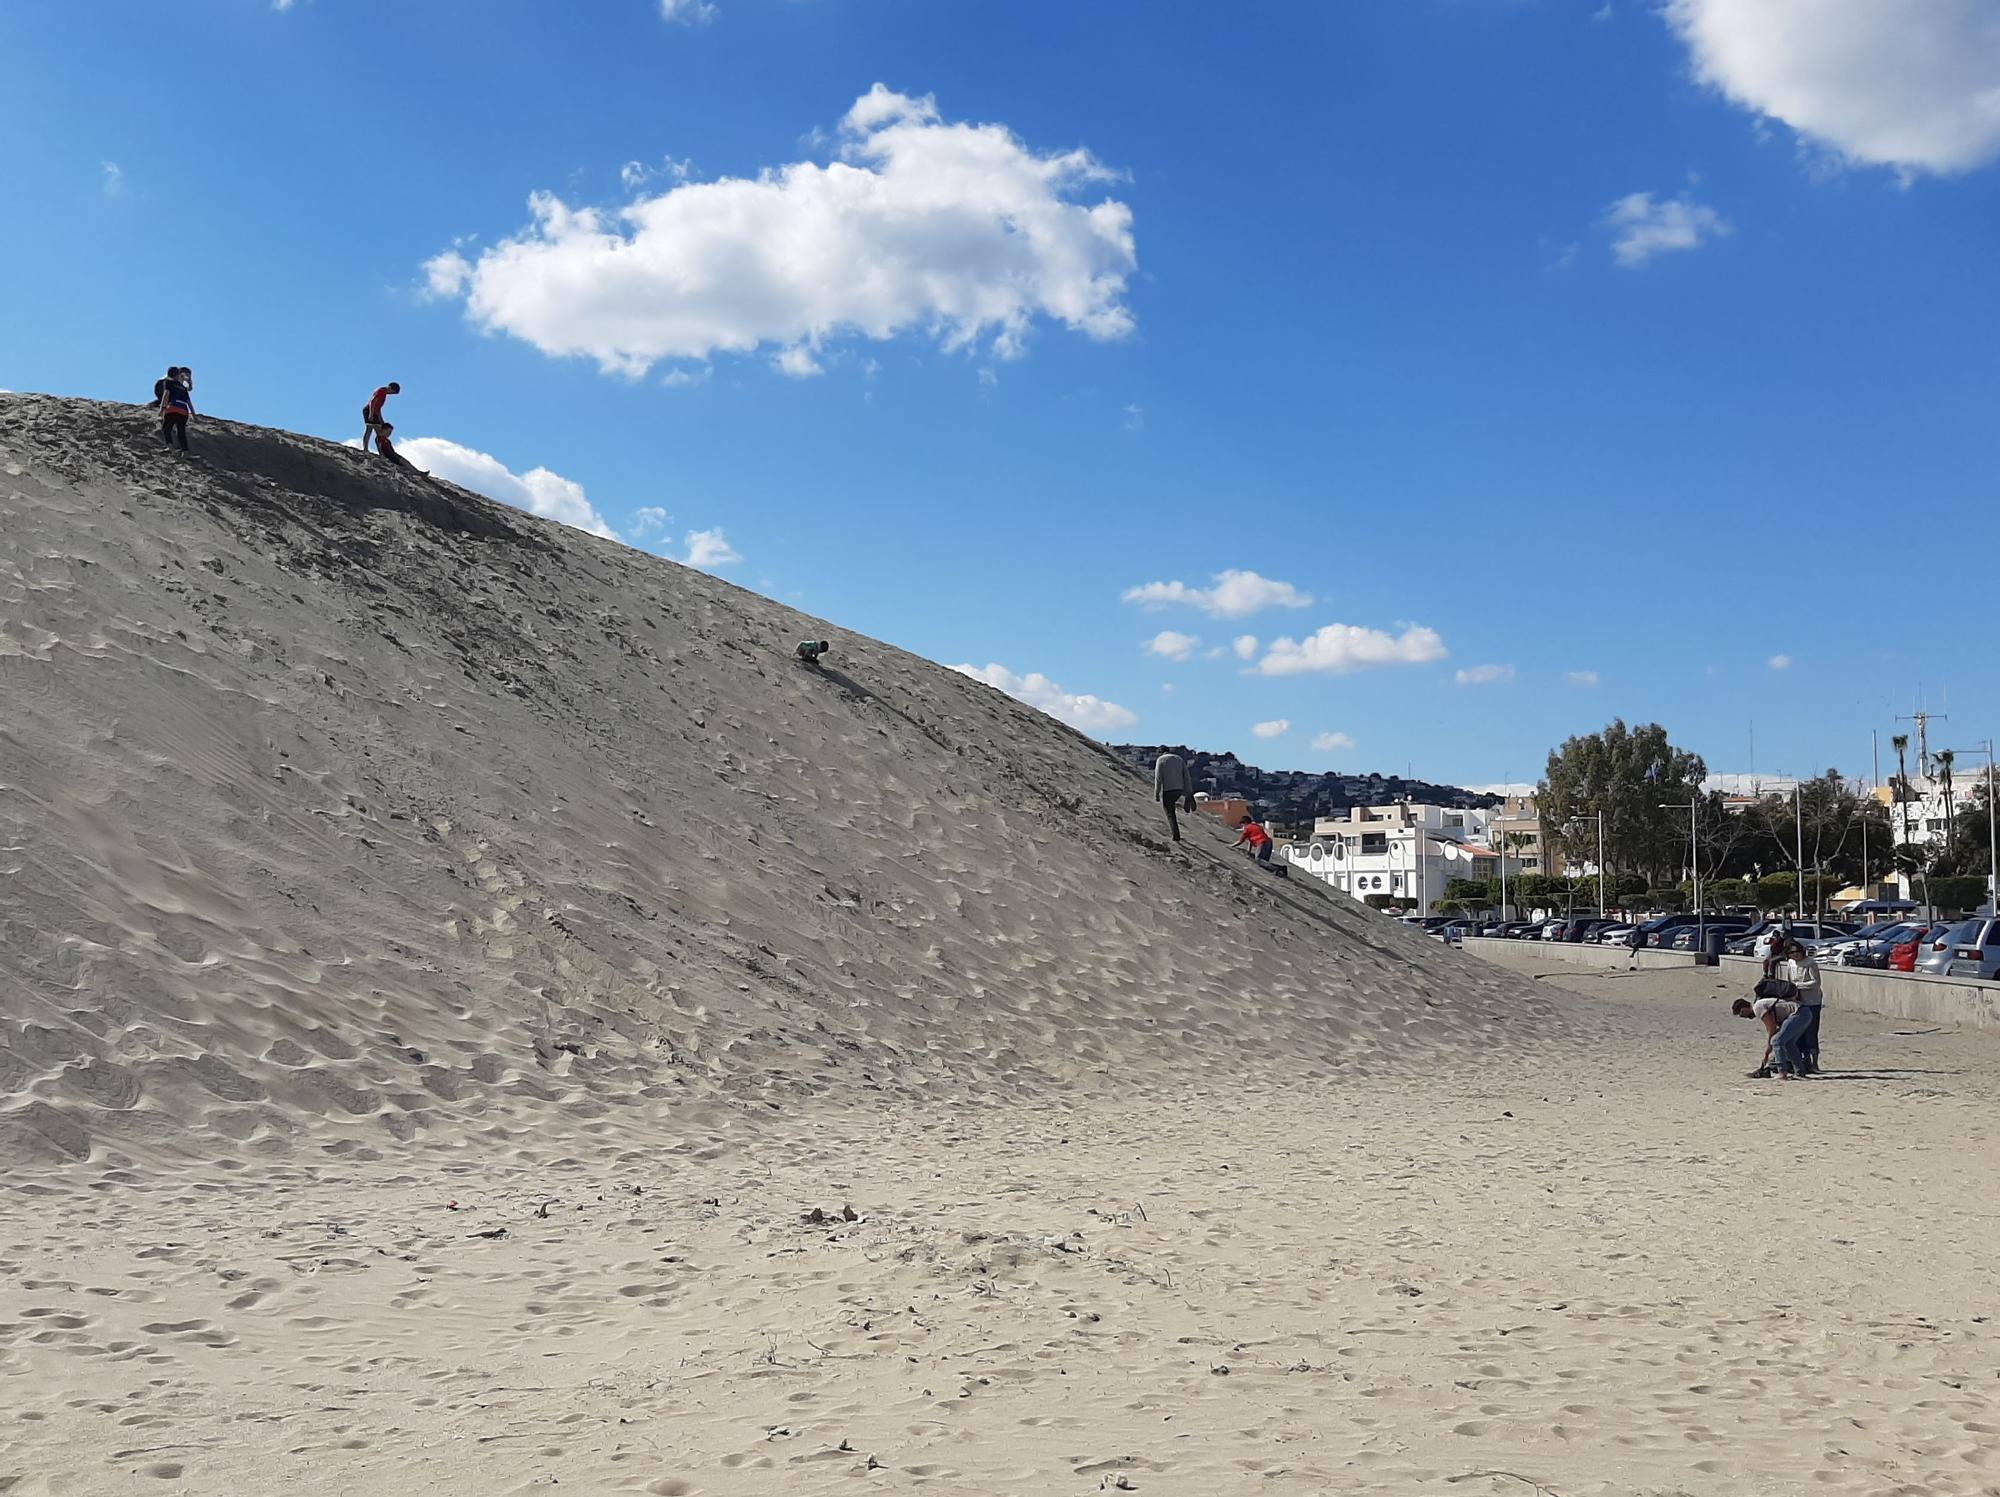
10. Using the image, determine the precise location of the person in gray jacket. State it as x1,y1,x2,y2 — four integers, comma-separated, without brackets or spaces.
1153,752,1195,842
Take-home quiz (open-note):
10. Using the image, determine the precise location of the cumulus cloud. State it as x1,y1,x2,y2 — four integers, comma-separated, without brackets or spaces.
396,438,619,540
1312,732,1357,753
1768,653,1792,670
952,663,1137,735
1145,630,1200,662
1255,623,1447,677
660,365,711,388
101,161,124,196
1664,0,2000,175
1232,634,1259,661
1122,569,1313,620
659,0,716,23
1565,670,1600,687
1252,719,1291,740
1607,191,1730,267
772,345,823,379
633,505,670,538
424,85,1136,378
683,528,741,568
1455,664,1516,686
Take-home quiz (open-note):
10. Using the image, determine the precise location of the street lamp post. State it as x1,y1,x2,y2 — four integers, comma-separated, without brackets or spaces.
1660,801,1700,948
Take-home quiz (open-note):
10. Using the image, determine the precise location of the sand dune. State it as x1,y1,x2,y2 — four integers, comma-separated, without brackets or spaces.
0,392,1551,1169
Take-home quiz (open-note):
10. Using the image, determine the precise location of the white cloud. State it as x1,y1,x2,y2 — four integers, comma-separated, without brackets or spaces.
1251,719,1291,740
952,663,1137,735
1565,670,1600,687
633,505,670,538
1312,732,1357,754
101,161,124,196
1255,623,1447,677
1664,0,2000,176
425,85,1135,378
1232,634,1259,661
1122,569,1313,619
659,0,716,24
1607,191,1730,267
1768,653,1792,670
772,345,823,379
273,0,296,9
1144,630,1200,662
396,437,619,540
1122,403,1144,431
683,528,742,569
660,365,711,388
1454,663,1516,687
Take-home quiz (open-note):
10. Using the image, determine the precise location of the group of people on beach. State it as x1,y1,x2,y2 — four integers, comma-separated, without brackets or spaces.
147,367,408,468
1733,938,1825,1080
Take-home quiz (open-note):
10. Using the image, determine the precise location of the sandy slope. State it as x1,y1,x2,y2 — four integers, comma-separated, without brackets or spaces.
0,391,1554,1172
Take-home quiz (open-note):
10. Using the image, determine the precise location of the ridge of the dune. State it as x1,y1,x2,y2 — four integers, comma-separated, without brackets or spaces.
0,393,1563,1167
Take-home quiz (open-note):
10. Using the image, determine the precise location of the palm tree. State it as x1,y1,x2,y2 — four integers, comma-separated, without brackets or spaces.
1892,733,1912,851
1938,749,1957,854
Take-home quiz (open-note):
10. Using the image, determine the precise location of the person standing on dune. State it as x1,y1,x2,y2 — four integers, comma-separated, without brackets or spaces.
157,368,194,453
1153,751,1194,843
361,381,400,453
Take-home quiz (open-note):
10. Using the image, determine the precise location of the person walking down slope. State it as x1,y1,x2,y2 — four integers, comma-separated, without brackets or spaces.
1236,817,1275,863
361,381,400,453
157,368,194,453
1153,752,1195,843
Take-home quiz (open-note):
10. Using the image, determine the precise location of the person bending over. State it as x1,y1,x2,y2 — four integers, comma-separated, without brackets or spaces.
1733,980,1807,1080
1236,817,1274,863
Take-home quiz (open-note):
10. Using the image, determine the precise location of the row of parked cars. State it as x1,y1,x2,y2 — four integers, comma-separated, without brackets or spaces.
1410,911,2000,979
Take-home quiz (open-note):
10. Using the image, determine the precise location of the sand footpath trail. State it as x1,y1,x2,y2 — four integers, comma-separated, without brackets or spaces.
4,965,1998,1495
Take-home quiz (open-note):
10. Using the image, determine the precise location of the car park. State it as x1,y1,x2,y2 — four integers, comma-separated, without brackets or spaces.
1917,918,1978,975
1657,916,1755,951
1816,923,1916,967
1944,917,2000,980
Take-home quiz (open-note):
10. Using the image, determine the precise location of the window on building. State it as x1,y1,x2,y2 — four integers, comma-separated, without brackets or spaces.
1362,833,1387,854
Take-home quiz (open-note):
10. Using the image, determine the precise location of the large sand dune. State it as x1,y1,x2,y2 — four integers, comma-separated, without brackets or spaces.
0,393,1551,1170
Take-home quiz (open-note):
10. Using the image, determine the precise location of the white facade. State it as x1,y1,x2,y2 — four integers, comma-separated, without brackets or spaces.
1285,803,1507,911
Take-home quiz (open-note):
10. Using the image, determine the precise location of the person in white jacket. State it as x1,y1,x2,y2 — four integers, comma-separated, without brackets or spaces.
1775,939,1825,1074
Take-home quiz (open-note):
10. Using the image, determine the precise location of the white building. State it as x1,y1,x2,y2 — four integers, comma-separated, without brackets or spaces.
1283,803,1510,912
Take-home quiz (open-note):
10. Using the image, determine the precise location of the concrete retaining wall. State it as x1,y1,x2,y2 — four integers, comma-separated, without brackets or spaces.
1464,937,2000,1029
1462,937,1699,975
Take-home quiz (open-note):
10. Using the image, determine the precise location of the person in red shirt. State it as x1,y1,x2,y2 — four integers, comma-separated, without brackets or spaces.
1235,817,1274,863
361,381,401,453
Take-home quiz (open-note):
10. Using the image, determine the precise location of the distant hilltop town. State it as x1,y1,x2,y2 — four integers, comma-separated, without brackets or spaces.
1112,744,1500,826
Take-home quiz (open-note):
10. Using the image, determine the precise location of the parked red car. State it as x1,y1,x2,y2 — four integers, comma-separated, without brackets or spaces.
1888,935,1920,972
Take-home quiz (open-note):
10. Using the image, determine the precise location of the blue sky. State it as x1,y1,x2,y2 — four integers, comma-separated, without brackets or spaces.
5,0,1997,791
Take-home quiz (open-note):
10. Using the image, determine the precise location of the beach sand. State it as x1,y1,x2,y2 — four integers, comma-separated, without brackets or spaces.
7,965,2000,1495
4,395,1998,1494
